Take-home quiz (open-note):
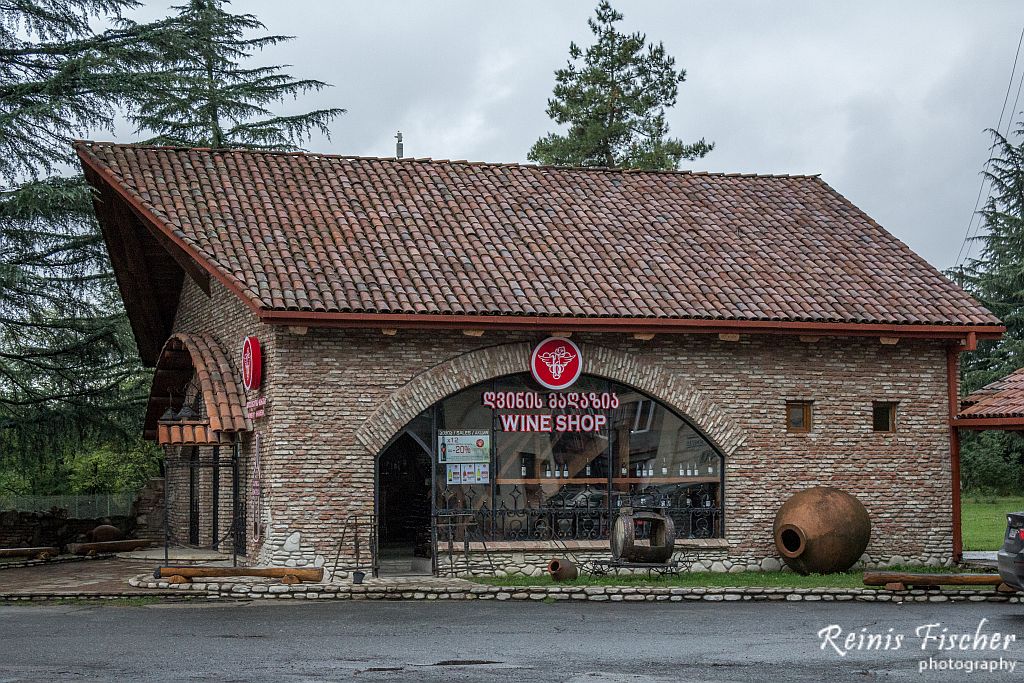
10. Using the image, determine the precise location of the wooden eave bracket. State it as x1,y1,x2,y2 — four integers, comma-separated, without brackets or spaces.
126,205,211,296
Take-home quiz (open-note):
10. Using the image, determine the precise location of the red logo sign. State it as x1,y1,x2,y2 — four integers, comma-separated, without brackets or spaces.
530,337,582,390
242,336,262,391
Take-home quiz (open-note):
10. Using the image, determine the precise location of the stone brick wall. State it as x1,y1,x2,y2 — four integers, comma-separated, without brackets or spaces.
0,509,133,549
163,278,277,560
166,281,956,575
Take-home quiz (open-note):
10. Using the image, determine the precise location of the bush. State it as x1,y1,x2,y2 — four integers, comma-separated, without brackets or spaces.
960,431,1024,495
65,440,161,494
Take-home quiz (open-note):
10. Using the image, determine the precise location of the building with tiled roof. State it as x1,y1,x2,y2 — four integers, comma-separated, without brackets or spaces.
954,368,1024,429
78,141,1000,576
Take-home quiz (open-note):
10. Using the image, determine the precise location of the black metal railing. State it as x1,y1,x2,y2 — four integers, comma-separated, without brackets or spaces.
436,483,722,543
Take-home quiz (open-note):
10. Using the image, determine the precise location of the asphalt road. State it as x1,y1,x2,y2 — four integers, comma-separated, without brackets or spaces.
1,600,1023,682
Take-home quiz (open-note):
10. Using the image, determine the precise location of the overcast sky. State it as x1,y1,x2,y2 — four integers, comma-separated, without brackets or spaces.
115,0,1023,271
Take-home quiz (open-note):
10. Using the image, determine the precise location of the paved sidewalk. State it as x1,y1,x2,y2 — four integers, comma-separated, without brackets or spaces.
0,558,176,596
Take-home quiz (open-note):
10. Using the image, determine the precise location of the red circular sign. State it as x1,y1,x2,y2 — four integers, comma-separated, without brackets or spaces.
531,337,582,390
242,336,262,391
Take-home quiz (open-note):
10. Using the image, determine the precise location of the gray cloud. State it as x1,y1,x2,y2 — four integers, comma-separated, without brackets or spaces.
116,0,1023,270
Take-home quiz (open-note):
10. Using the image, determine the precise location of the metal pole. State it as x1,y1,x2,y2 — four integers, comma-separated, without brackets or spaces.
232,442,240,567
212,446,220,550
163,446,170,566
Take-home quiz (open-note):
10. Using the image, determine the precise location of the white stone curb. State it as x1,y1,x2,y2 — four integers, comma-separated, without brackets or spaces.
125,575,1022,604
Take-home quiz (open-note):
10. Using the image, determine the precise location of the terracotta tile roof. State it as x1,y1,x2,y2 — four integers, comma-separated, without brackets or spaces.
957,368,1024,420
144,333,250,442
76,141,999,327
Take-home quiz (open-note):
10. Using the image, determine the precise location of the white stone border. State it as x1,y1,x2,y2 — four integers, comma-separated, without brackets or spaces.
124,575,1020,604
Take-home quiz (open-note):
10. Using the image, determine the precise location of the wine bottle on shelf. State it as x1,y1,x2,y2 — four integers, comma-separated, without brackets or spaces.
620,464,627,476
521,459,527,478
554,462,560,478
585,463,592,476
544,462,552,478
678,463,684,477
562,463,569,478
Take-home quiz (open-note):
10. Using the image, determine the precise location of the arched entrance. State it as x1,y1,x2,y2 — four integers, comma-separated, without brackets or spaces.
373,370,728,575
376,432,432,575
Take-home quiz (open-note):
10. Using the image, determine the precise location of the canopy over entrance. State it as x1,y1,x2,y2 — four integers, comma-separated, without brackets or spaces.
145,333,250,445
953,367,1024,431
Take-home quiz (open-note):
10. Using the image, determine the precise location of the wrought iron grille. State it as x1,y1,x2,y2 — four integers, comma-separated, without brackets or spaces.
436,482,722,543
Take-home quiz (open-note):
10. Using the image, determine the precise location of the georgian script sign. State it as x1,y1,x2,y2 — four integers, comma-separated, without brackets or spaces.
242,336,262,391
530,337,582,390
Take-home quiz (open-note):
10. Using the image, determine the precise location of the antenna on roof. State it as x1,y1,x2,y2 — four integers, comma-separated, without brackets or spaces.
395,131,403,159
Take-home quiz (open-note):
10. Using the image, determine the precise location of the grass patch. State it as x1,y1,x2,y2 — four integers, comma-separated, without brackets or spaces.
472,565,986,590
962,495,1024,551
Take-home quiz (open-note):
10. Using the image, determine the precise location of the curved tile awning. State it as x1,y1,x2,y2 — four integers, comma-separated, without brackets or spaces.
954,367,1024,430
144,333,250,445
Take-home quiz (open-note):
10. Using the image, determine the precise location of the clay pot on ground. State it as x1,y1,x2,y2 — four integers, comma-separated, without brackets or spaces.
86,524,124,543
772,486,871,575
547,558,578,581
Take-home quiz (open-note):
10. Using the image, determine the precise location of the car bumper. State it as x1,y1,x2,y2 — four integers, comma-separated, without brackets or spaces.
997,550,1024,591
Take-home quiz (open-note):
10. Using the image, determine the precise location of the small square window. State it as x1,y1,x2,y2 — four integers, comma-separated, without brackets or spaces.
786,401,812,433
873,402,896,432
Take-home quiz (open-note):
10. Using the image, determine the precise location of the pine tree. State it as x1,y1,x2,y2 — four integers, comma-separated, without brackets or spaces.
528,1,712,170
961,122,1024,393
0,1,171,493
958,121,1024,493
131,0,345,150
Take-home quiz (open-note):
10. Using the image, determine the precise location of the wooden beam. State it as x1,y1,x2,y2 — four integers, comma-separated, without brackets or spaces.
87,178,170,363
257,309,1006,341
879,336,899,345
67,539,152,555
718,333,740,342
126,205,211,296
863,571,1004,587
632,333,656,341
381,328,397,336
155,566,323,583
0,546,59,560
462,329,485,337
951,417,1024,430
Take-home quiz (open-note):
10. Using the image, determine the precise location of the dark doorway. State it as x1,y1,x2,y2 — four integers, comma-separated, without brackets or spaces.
377,432,432,575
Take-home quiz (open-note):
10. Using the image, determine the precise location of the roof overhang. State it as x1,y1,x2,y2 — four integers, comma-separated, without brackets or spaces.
951,416,1024,431
260,309,1004,343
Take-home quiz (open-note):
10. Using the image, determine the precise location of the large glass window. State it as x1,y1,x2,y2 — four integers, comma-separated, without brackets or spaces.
423,373,723,542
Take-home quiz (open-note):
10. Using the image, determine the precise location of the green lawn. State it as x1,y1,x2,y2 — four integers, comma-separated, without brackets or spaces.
962,495,1024,551
472,565,980,590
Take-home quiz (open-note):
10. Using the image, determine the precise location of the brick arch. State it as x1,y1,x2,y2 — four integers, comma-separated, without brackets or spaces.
355,341,746,457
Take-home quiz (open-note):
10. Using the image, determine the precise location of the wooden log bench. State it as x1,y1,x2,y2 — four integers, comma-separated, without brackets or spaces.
154,566,324,585
0,546,60,561
863,571,1014,592
66,539,152,556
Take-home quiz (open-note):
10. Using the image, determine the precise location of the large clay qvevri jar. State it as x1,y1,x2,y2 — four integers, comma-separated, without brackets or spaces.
773,486,871,575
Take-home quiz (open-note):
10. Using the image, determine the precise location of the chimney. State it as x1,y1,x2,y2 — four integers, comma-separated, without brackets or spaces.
395,131,404,159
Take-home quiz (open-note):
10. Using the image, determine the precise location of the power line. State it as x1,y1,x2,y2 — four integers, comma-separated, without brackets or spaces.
961,41,1024,267
954,22,1024,270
